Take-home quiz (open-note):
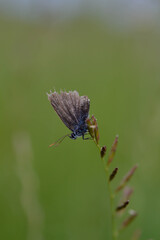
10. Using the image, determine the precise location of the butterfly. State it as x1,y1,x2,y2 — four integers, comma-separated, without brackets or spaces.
47,90,90,147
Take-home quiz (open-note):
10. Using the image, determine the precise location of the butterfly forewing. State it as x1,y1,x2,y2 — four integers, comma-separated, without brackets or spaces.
48,91,90,132
60,91,79,125
48,92,74,131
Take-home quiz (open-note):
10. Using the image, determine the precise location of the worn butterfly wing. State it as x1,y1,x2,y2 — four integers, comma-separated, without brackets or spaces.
48,90,90,132
69,91,90,126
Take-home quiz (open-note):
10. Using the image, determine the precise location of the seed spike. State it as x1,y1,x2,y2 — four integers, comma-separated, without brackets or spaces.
116,200,129,212
116,165,138,192
109,167,118,181
100,146,107,158
120,209,137,230
107,135,119,166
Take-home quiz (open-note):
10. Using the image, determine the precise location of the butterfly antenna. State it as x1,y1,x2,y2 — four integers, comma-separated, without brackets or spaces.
49,134,70,147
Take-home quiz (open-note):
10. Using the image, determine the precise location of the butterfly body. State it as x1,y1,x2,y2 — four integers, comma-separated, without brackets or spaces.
48,90,90,142
70,122,88,139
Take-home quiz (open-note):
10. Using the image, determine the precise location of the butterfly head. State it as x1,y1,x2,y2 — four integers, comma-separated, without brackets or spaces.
70,132,78,140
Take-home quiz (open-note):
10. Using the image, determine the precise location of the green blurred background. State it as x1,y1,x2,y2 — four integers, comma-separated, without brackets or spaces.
0,2,160,239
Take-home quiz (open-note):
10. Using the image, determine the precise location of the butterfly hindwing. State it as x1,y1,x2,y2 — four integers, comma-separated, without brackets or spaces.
79,95,90,122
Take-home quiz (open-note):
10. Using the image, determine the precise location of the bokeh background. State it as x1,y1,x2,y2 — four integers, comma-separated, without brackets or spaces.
1,1,160,239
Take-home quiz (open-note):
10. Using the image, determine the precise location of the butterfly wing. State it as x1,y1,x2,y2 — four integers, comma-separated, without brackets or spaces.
79,95,90,122
69,91,90,127
48,91,85,131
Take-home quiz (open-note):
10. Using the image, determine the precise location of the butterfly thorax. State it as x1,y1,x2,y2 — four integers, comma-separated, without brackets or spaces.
70,123,88,139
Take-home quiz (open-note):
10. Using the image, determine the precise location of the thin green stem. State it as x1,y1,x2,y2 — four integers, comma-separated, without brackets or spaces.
93,137,118,240
93,139,101,151
102,158,118,240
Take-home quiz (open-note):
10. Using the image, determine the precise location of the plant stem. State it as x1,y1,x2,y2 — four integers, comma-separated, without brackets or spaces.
102,158,118,240
93,139,118,239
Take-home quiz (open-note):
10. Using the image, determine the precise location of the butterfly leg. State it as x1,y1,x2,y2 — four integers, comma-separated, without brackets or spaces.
82,133,93,140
